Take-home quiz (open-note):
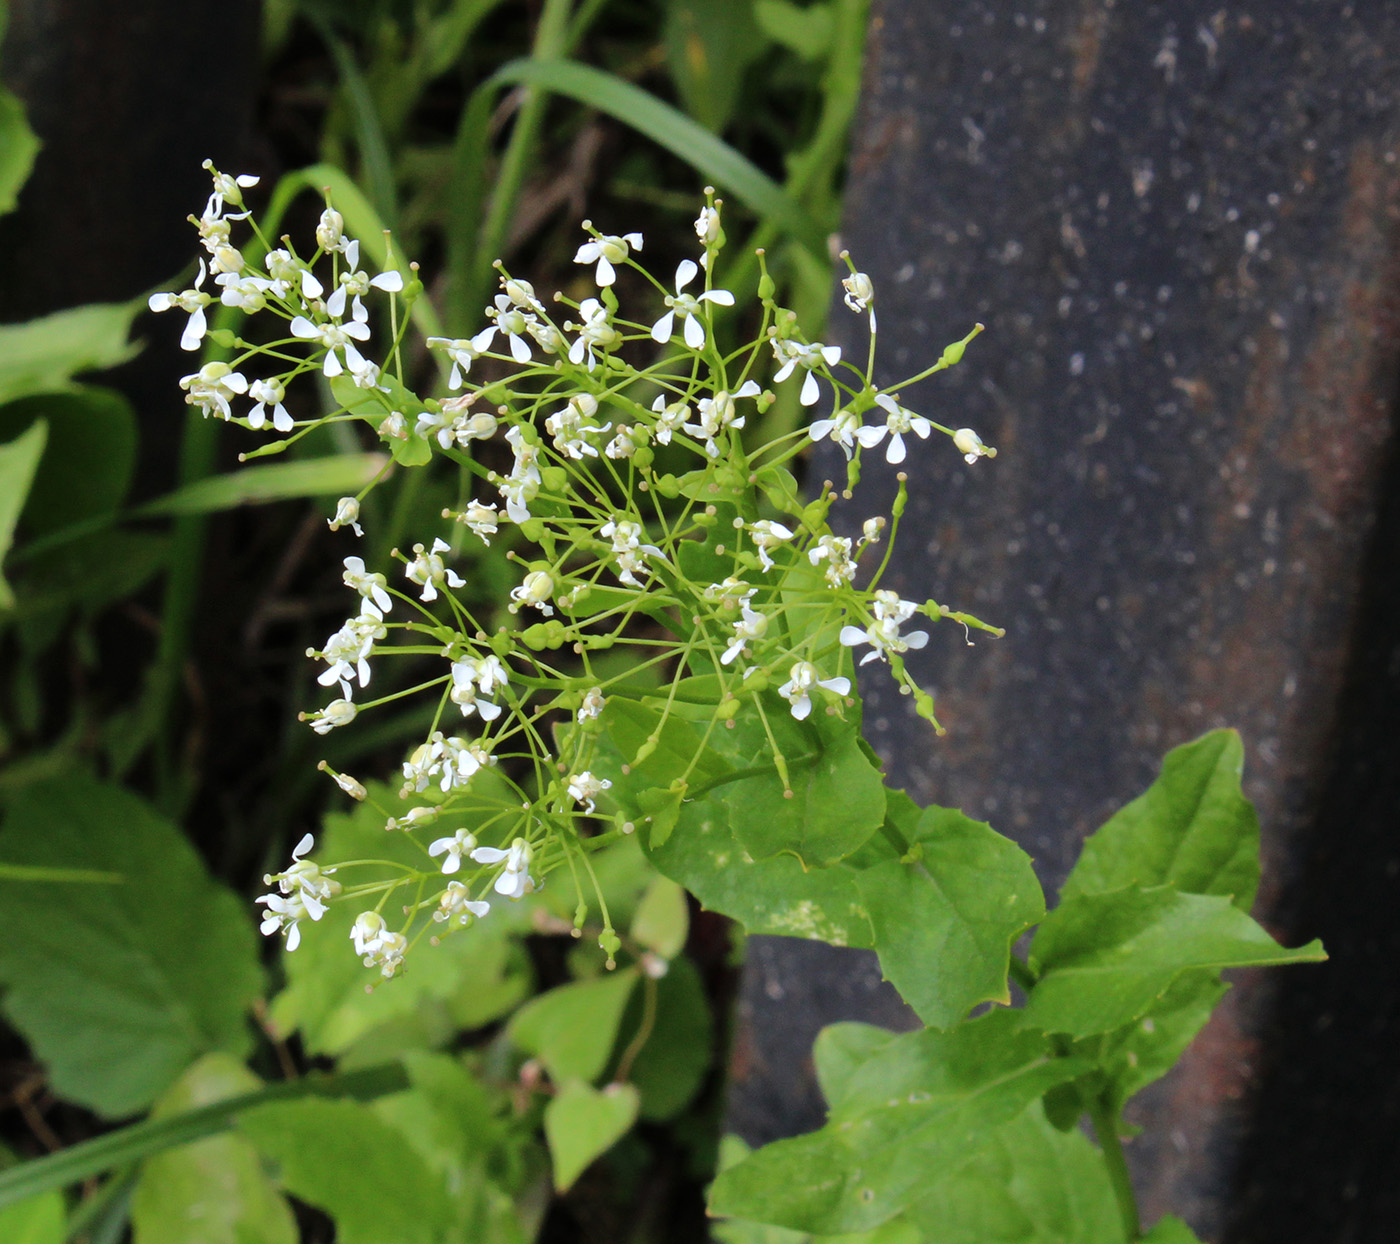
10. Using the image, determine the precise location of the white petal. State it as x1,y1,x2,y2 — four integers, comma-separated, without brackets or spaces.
700,288,735,306
839,625,868,647
905,630,930,649
675,259,698,291
683,312,706,349
821,345,842,366
285,922,302,951
292,832,315,858
595,256,616,286
344,240,361,269
885,434,907,465
624,233,643,250
343,318,372,341
809,419,834,440
149,293,176,312
323,351,343,377
735,380,760,398
510,333,532,363
290,316,320,339
372,270,404,291
800,371,820,406
273,404,294,433
791,695,812,721
301,269,324,298
651,311,675,344
326,285,347,318
574,241,600,263
773,359,796,383
180,307,207,352
470,846,509,864
819,676,852,695
874,392,899,415
856,425,886,447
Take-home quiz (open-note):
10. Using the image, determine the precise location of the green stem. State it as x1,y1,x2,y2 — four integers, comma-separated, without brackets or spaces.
1088,1092,1141,1241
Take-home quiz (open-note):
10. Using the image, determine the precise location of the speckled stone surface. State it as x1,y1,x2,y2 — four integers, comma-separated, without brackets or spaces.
728,3,1400,1239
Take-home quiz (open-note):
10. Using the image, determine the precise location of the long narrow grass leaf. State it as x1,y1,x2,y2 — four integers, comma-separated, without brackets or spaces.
135,454,388,518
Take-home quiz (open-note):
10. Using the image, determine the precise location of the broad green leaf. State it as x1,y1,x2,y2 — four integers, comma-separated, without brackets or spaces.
708,1012,1089,1234
755,0,835,59
0,302,142,405
857,805,1044,1029
0,776,263,1118
488,59,826,257
623,956,713,1121
1027,886,1324,1037
663,0,765,133
237,1097,450,1244
0,419,46,607
593,697,730,804
631,875,689,958
131,1054,297,1244
0,1189,62,1244
136,454,387,517
507,970,639,1084
1061,729,1260,910
1142,1215,1204,1243
0,388,137,534
544,1080,640,1191
0,85,40,217
902,1102,1121,1244
812,1022,901,1112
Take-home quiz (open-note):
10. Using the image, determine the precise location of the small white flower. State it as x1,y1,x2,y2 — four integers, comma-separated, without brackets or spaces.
487,294,536,363
261,834,341,922
650,259,734,349
364,930,408,977
953,427,995,464
807,534,857,587
808,408,862,457
650,396,690,445
343,556,392,613
567,771,612,814
685,381,759,456
544,393,606,458
747,520,795,572
574,229,643,286
695,204,722,246
861,517,886,547
202,160,259,218
310,698,358,734
179,361,248,421
435,881,491,925
457,500,500,544
449,655,507,721
568,298,619,371
577,687,606,722
247,378,293,432
314,603,386,697
839,591,930,665
704,576,755,612
772,339,841,406
256,891,315,951
722,604,768,665
777,661,851,720
417,407,499,451
289,313,373,379
386,805,440,832
334,772,368,801
604,423,651,460
427,327,498,388
350,910,390,957
265,248,323,299
316,208,347,253
328,496,362,536
148,259,212,351
842,270,875,327
510,569,555,616
325,243,404,321
428,828,479,874
599,518,662,588
857,394,932,465
503,276,545,312
469,837,535,899
405,538,465,603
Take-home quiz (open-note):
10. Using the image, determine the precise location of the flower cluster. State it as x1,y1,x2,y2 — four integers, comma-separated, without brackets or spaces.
157,167,1000,979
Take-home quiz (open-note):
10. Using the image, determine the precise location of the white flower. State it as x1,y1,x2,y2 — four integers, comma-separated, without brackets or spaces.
402,732,494,795
202,160,259,218
469,837,535,898
747,520,795,572
777,661,851,720
544,393,606,458
386,805,440,833
861,517,885,547
333,771,368,801
449,655,508,721
343,556,392,612
259,834,341,943
316,207,347,253
605,423,650,460
649,396,690,445
808,408,862,457
510,569,555,615
325,241,405,321
310,698,357,734
350,910,390,957
289,313,373,379
256,891,315,951
314,603,386,697
405,538,465,603
807,534,857,587
857,394,931,465
428,828,479,874
577,687,606,722
842,270,875,328
839,591,930,665
695,204,722,246
650,259,734,349
487,294,536,362
328,497,362,536
704,576,754,612
215,271,271,314
685,381,759,456
265,248,323,299
600,518,661,588
503,276,545,312
457,500,500,544
417,406,499,451
574,229,643,286
772,339,841,406
953,427,995,464
435,881,491,925
247,378,293,432
567,771,612,814
148,259,212,351
568,298,619,371
722,604,768,665
427,328,497,388
179,361,248,421
364,930,408,977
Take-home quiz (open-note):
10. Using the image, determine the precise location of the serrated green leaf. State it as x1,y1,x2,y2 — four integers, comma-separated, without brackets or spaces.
136,454,387,517
130,1054,297,1244
0,86,41,217
0,776,263,1118
238,1097,450,1244
631,875,689,958
1061,729,1260,909
544,1080,640,1192
858,805,1044,1029
708,1012,1089,1234
1027,886,1324,1038
902,1102,1121,1244
0,302,142,405
507,970,639,1084
0,419,47,608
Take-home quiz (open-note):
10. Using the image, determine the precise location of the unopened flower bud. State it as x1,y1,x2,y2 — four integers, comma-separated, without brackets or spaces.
329,497,362,536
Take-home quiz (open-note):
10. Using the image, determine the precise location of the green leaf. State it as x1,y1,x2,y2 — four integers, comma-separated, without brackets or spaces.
755,0,835,60
901,1102,1122,1244
545,1080,640,1191
488,58,826,257
0,1189,63,1244
0,388,138,534
0,775,264,1118
130,1054,297,1244
631,875,689,958
663,0,766,133
857,805,1045,1029
507,970,639,1084
708,1012,1090,1234
623,956,714,1121
0,420,47,609
1027,886,1325,1038
0,302,142,405
1142,1215,1204,1243
238,1097,451,1244
811,1022,901,1112
0,85,41,218
136,454,388,517
1061,730,1260,910
594,697,730,801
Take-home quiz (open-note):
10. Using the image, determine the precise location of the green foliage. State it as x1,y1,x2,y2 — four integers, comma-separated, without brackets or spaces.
0,302,142,405
0,419,46,609
0,775,264,1118
544,1080,641,1191
0,78,40,218
507,969,639,1083
0,1188,63,1244
130,1055,298,1244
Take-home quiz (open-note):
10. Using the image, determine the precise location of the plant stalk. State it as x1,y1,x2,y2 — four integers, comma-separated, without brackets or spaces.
1088,1092,1142,1241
